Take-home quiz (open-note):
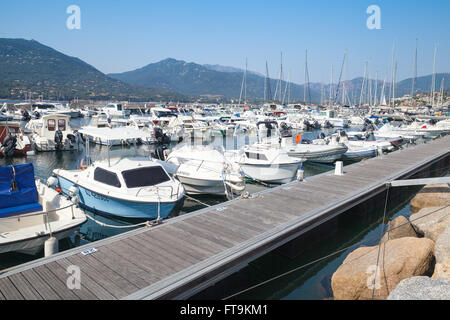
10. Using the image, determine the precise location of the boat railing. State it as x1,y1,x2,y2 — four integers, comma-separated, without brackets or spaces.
134,184,180,199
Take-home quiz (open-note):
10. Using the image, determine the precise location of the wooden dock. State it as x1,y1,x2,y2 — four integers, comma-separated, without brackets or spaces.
1,136,449,300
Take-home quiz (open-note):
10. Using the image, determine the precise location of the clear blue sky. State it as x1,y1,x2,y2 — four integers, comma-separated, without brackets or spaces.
0,0,449,84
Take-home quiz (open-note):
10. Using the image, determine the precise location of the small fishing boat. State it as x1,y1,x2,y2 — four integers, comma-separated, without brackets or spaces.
286,134,348,164
26,114,82,151
161,144,245,197
102,103,131,117
0,121,32,157
225,122,301,184
52,157,185,220
0,163,86,255
78,126,155,146
313,133,378,161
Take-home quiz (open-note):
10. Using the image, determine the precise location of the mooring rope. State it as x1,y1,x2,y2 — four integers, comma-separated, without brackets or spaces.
83,211,162,229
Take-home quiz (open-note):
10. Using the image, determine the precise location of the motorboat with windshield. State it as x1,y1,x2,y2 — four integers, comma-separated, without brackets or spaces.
157,144,245,197
224,121,301,184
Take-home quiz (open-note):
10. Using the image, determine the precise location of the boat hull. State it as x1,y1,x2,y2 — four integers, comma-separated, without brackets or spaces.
0,225,83,255
57,176,182,219
240,162,300,184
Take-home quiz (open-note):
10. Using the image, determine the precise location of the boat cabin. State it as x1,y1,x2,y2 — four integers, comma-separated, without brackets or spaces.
29,114,73,140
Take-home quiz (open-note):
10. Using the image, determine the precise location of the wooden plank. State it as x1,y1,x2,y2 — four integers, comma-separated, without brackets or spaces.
45,261,98,300
8,273,42,300
137,229,210,262
0,277,24,300
119,238,181,275
195,211,263,239
88,246,153,289
212,211,268,234
107,239,172,280
72,253,139,295
131,232,198,269
34,265,80,300
56,258,116,300
21,269,61,300
183,215,251,244
66,253,140,299
220,204,282,230
163,223,231,255
172,218,238,248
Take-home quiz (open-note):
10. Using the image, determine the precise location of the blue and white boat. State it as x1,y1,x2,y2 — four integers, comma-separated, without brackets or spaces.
0,163,86,254
52,157,185,220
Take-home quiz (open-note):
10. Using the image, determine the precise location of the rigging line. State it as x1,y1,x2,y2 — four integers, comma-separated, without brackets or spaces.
371,184,390,299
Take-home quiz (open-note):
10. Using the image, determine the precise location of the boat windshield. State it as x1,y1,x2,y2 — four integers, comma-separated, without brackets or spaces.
122,166,171,188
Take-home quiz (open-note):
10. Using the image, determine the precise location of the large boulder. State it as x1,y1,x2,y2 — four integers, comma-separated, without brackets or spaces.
388,276,450,300
409,206,450,242
434,226,450,264
331,237,435,300
432,258,450,279
381,216,417,243
432,226,450,280
410,184,450,213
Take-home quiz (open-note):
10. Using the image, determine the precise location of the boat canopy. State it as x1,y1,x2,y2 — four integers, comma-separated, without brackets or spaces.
78,127,153,142
0,163,43,218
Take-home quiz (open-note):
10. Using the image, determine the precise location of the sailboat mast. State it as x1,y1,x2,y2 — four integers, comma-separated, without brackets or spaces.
389,42,396,107
329,65,333,108
359,62,367,109
411,39,418,101
374,71,378,106
342,51,347,105
431,44,437,108
438,78,444,107
244,58,247,105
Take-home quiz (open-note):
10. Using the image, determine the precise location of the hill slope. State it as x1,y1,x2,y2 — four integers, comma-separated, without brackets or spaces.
0,38,188,101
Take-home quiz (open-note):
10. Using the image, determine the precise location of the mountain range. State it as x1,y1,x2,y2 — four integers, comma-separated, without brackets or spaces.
0,38,448,104
110,59,449,104
0,38,188,102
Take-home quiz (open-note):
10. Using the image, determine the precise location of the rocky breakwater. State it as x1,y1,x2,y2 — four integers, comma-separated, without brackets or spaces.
332,182,450,300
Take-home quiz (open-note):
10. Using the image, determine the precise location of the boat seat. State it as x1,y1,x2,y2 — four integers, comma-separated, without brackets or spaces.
0,163,43,218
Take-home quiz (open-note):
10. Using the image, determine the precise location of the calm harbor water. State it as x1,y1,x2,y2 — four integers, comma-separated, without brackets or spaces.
0,117,439,300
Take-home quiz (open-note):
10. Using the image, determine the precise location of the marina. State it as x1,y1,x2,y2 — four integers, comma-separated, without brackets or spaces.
0,132,448,300
1,1,450,302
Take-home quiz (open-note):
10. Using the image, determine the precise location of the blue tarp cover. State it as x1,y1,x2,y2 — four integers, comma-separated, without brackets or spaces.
0,163,42,217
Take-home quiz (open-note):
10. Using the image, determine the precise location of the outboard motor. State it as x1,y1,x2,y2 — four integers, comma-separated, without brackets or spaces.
313,120,321,129
66,133,77,148
2,134,17,157
154,127,170,144
323,120,333,129
54,130,63,150
365,131,376,141
33,111,41,119
280,122,292,138
152,146,168,161
21,110,31,122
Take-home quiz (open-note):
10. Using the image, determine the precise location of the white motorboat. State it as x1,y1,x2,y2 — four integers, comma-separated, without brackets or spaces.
78,126,155,146
161,144,245,197
102,103,131,118
52,157,185,220
25,114,82,151
339,131,393,153
31,102,80,118
312,133,378,161
225,121,301,184
285,133,348,164
0,163,86,255
0,121,32,157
